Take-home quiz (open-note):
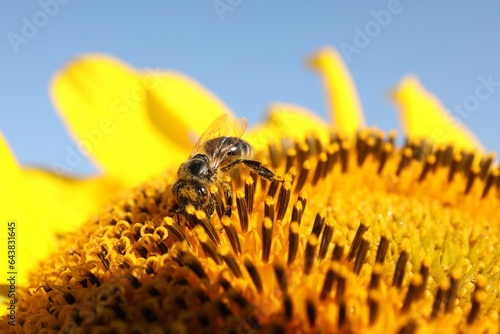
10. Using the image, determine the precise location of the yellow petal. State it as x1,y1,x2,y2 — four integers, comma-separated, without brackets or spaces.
22,169,121,234
0,134,56,290
51,54,229,187
146,71,233,146
246,103,330,152
391,76,484,152
308,47,365,138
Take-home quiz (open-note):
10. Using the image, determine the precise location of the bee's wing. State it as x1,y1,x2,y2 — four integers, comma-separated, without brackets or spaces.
190,114,247,168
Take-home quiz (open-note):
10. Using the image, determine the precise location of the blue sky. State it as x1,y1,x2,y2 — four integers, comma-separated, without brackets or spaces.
1,1,499,176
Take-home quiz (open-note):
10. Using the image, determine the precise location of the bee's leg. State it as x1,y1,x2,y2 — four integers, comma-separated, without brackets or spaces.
221,159,279,181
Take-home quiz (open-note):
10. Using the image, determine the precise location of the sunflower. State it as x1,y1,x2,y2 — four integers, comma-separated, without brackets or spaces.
1,47,498,333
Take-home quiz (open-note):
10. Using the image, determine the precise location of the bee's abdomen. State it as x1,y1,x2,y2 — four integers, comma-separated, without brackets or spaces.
204,136,253,162
230,138,253,158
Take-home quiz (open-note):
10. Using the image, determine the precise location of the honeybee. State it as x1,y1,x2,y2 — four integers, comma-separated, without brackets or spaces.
172,114,278,218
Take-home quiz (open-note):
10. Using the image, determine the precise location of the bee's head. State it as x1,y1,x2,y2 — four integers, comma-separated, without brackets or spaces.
171,179,209,210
